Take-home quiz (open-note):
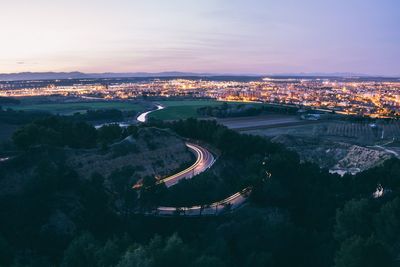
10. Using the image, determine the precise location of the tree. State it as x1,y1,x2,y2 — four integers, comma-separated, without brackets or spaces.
191,255,226,267
95,238,122,267
116,246,153,267
375,197,400,248
12,116,97,149
334,198,373,242
334,236,393,267
61,233,99,267
97,124,123,144
0,234,13,266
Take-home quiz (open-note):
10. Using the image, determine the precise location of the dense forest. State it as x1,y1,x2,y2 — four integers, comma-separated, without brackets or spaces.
0,116,400,266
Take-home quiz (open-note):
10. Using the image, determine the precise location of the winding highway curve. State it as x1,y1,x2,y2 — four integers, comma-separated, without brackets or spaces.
133,142,215,189
134,141,251,217
133,106,251,216
160,143,215,187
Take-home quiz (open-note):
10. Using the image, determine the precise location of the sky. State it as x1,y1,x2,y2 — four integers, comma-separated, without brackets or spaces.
0,0,399,75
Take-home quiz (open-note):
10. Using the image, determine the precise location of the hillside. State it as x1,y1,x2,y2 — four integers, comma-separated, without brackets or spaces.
67,127,193,182
0,127,192,196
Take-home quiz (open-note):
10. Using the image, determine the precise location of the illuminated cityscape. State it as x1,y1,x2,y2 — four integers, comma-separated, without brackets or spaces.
1,77,400,118
1,0,400,265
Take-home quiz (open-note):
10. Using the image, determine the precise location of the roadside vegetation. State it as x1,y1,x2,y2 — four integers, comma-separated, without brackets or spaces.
0,106,132,142
1,114,400,266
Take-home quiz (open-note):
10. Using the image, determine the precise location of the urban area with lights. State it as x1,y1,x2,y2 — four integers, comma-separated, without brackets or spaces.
1,77,400,118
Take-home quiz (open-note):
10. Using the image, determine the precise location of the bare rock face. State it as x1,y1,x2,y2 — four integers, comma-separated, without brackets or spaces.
270,134,393,175
333,145,391,174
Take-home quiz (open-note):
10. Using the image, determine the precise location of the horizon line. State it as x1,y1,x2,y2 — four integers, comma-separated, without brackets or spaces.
0,70,399,78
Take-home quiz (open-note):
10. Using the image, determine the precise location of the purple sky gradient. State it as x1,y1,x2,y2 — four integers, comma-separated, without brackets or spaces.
0,0,399,75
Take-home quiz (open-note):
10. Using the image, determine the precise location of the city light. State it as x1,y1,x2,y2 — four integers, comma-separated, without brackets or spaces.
1,78,400,118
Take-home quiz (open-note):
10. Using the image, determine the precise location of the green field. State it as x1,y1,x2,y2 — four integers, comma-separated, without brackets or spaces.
2,98,264,120
3,101,147,115
149,100,221,120
148,100,268,120
2,99,221,118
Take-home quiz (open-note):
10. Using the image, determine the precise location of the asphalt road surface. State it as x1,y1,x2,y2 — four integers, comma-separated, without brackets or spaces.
137,105,164,123
133,141,251,216
133,142,215,189
161,142,215,187
149,187,251,217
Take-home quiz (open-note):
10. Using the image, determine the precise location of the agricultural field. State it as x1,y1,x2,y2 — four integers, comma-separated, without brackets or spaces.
218,114,303,130
244,120,400,145
240,119,400,175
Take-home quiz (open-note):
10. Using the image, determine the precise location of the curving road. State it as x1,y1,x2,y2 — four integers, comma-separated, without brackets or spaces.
148,187,252,217
133,142,215,189
161,143,215,187
133,141,251,216
137,104,164,123
95,104,164,129
94,104,249,216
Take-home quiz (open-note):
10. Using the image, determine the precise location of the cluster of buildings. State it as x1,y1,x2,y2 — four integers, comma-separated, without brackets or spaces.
1,77,400,118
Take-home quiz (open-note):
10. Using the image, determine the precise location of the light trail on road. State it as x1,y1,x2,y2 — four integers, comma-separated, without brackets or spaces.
95,104,164,128
0,157,10,162
132,141,251,216
137,105,164,123
133,142,215,189
161,143,214,187
151,187,252,217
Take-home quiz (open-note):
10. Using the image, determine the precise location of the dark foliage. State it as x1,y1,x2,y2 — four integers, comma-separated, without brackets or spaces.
1,118,400,266
11,116,139,150
0,108,50,125
12,117,98,149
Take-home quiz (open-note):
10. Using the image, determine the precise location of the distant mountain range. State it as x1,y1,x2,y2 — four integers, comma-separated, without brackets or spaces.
0,71,217,81
270,72,373,77
0,71,397,81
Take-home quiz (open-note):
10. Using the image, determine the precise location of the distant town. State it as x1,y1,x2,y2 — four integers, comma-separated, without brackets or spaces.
1,76,400,118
